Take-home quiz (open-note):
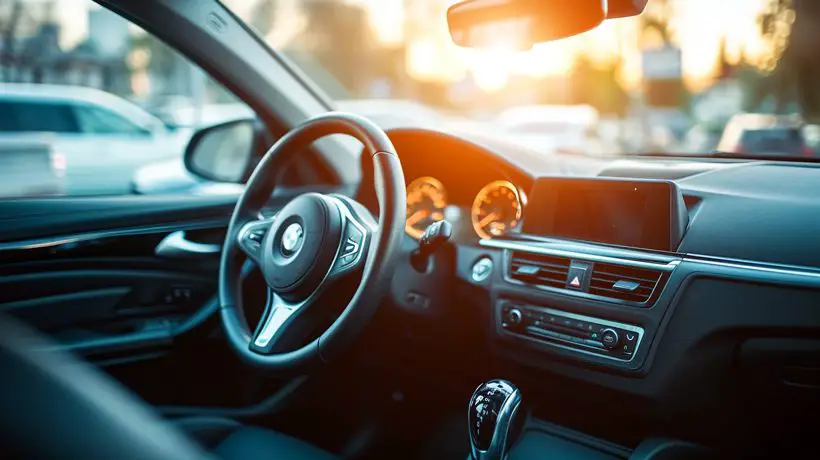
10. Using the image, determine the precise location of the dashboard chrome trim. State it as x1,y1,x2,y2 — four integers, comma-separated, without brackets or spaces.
687,258,820,282
498,302,645,363
480,238,681,271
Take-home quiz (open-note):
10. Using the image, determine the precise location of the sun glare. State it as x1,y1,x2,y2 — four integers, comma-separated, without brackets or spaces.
471,51,511,92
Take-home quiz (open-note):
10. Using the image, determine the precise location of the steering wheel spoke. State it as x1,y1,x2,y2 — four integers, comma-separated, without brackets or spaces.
237,217,274,265
249,290,303,351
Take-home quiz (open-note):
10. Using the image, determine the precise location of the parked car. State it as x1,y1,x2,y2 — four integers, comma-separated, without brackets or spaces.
0,136,65,197
496,104,605,155
0,84,190,195
717,113,815,157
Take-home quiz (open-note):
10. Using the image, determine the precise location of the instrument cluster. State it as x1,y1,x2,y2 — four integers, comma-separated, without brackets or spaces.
405,177,526,240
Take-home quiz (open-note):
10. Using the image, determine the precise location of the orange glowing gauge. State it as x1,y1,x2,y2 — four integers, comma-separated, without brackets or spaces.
472,180,522,239
405,176,447,239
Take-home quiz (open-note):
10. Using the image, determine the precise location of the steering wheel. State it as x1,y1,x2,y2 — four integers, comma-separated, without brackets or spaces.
219,112,405,371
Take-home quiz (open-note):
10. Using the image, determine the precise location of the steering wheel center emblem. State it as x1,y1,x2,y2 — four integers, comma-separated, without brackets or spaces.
280,223,304,256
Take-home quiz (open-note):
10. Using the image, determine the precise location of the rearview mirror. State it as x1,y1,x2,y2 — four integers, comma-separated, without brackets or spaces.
447,0,606,49
447,0,648,49
184,119,255,183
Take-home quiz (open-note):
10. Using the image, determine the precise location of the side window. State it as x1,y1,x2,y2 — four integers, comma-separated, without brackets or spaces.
0,0,333,198
0,101,79,133
73,105,151,136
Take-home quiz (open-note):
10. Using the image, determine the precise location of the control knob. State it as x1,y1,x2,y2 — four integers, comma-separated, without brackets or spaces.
506,308,522,326
600,328,620,350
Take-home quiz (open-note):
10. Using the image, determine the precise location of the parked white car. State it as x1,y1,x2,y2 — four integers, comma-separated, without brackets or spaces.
0,84,190,195
0,136,65,198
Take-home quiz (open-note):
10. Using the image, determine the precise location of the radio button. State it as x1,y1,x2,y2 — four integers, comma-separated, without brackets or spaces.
600,328,620,350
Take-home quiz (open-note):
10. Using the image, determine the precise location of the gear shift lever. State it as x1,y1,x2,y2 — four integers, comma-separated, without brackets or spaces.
468,379,523,460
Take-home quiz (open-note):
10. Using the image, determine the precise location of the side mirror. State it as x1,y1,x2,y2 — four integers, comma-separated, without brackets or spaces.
184,119,256,183
447,0,648,49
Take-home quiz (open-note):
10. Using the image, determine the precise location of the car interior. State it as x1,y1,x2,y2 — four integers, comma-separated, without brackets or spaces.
1,0,818,459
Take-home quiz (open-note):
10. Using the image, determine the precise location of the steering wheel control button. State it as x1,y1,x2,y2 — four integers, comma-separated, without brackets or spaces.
566,261,592,291
341,225,363,259
248,228,266,243
471,257,494,282
330,202,369,277
600,328,620,350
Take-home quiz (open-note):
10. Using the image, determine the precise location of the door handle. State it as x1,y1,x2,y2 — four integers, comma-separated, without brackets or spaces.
155,231,220,259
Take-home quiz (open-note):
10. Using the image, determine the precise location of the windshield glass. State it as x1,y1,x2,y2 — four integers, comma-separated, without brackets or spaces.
224,0,819,159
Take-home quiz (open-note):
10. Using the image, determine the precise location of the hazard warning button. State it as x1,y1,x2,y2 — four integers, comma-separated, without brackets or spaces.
566,261,592,291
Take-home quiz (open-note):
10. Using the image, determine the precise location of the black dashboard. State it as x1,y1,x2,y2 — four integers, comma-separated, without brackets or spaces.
359,127,820,454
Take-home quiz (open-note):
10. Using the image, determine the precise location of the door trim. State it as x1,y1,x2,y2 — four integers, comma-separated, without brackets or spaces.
0,219,227,253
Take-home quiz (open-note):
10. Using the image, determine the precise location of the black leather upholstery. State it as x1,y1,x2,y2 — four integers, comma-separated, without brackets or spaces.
0,315,211,460
177,417,336,460
510,431,625,460
0,314,335,460
213,426,336,460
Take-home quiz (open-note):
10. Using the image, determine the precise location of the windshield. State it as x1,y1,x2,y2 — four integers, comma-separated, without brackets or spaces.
224,0,820,160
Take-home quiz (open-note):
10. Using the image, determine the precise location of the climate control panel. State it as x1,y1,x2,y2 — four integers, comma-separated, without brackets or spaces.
498,302,644,362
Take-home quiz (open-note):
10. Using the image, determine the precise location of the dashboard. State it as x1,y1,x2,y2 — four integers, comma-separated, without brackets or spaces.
359,128,535,244
358,126,820,454
405,176,524,241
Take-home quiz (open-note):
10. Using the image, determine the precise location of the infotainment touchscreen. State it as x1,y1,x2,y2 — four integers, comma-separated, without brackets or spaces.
521,178,686,251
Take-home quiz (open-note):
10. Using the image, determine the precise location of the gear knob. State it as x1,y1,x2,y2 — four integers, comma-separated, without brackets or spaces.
468,379,522,460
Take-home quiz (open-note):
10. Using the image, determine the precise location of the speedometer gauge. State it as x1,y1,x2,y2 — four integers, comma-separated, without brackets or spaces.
472,180,522,239
405,176,446,239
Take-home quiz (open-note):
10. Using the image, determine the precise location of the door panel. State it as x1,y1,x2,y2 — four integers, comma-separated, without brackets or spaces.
0,189,340,409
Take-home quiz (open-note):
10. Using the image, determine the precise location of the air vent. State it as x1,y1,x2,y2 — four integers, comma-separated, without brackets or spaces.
509,251,571,289
589,262,663,303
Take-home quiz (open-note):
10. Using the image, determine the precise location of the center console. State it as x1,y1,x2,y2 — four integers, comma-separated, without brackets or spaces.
479,177,688,371
466,379,712,460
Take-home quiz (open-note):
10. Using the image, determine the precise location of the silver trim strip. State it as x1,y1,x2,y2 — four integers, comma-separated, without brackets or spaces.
155,230,221,257
689,258,820,281
501,303,644,363
480,238,680,271
0,219,228,252
481,238,820,282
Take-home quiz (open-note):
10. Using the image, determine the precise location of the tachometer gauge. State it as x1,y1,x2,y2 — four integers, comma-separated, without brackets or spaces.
472,180,522,239
405,176,447,239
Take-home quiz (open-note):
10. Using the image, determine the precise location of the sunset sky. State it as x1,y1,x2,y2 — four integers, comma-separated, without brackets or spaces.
351,0,770,91
55,0,772,93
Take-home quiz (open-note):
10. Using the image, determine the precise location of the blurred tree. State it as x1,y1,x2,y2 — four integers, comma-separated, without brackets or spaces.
715,37,735,81
0,0,24,80
250,0,277,37
639,0,674,46
757,0,820,118
130,33,177,82
297,0,373,96
571,56,630,116
0,0,54,81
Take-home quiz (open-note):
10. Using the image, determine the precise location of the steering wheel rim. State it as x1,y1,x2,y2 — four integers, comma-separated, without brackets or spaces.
219,112,405,371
